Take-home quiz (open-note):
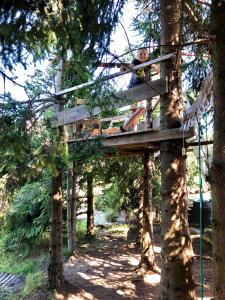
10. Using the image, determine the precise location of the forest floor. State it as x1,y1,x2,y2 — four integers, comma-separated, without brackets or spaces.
52,224,213,300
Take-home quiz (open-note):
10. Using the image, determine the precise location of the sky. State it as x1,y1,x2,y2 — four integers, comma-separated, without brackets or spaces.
0,0,138,102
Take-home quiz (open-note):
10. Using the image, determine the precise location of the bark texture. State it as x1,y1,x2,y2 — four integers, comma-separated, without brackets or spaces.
48,60,65,288
71,163,77,250
136,190,143,246
48,174,64,288
67,164,77,254
211,2,225,299
141,150,157,270
86,173,94,237
67,170,72,252
158,1,196,299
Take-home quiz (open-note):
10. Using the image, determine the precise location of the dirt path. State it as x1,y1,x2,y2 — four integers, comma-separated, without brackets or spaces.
55,226,213,300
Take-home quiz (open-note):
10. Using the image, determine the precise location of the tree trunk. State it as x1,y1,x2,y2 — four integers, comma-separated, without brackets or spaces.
48,174,64,288
136,190,143,246
211,3,225,299
48,59,65,289
71,162,78,250
140,150,157,270
86,173,94,237
67,163,77,254
158,1,196,299
67,170,73,253
145,98,153,129
154,203,161,223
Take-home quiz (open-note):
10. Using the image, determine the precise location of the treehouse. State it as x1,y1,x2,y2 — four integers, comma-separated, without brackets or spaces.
51,52,213,156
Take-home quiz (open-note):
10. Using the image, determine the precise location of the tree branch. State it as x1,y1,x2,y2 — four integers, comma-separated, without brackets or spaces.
184,1,207,35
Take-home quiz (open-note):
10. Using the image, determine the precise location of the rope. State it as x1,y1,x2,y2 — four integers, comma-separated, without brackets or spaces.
197,122,204,300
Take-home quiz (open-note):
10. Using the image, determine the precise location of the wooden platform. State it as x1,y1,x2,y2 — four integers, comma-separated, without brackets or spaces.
68,127,195,157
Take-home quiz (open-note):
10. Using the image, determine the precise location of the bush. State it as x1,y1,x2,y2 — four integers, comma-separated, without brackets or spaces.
4,177,50,251
76,219,87,241
96,183,122,216
105,208,119,222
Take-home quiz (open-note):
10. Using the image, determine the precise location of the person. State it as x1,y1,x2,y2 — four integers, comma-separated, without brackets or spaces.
127,47,149,88
120,48,149,132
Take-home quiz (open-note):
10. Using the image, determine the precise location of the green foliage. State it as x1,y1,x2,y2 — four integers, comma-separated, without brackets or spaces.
4,175,50,251
18,271,45,300
25,68,56,99
133,0,161,47
0,236,46,300
0,0,126,70
96,183,122,221
69,139,109,163
152,158,161,206
0,175,9,219
76,219,87,241
186,152,199,189
0,94,32,166
0,236,37,274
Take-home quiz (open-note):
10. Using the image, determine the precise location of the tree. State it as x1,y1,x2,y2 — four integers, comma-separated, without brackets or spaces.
0,0,126,70
158,1,196,299
140,150,158,271
67,162,78,255
48,60,65,289
210,1,225,299
86,171,95,238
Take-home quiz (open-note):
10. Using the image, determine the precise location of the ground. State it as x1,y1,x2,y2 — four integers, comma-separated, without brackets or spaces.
53,225,213,300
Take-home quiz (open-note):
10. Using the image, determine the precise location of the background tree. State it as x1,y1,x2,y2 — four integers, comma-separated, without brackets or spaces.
210,1,225,298
158,0,196,299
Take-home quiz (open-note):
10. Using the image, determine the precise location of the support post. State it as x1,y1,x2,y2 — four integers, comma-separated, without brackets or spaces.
48,60,65,289
86,173,95,238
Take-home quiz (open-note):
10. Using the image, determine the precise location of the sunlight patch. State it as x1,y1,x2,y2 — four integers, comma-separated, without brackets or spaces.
129,257,139,266
153,245,161,253
144,273,161,285
116,288,136,298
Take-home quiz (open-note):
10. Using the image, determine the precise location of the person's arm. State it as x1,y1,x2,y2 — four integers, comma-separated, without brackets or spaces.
151,63,160,74
120,64,130,72
120,58,140,72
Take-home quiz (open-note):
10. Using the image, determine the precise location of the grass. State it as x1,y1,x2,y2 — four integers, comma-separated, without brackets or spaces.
0,220,93,299
0,234,49,300
106,223,129,234
6,271,46,300
0,220,129,299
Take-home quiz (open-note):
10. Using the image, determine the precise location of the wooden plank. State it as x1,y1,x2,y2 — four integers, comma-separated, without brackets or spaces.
187,140,213,147
52,105,101,127
101,127,195,148
55,53,174,96
68,127,195,148
100,114,129,123
73,118,99,125
105,150,146,158
99,62,124,68
52,78,167,127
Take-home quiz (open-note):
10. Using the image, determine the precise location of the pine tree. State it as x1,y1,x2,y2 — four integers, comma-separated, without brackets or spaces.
158,1,196,299
210,1,225,298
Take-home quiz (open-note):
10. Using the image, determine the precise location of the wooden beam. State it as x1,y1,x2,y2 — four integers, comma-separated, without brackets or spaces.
100,114,129,123
52,78,167,127
187,140,213,147
99,62,125,68
72,118,99,125
101,128,195,148
55,53,174,96
68,127,195,148
105,150,146,158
